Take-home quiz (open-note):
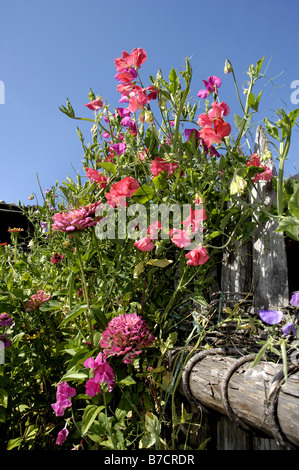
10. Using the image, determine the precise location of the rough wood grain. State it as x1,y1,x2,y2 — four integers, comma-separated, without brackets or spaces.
182,352,299,449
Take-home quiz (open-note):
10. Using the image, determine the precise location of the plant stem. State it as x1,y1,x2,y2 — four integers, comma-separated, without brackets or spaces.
74,234,94,348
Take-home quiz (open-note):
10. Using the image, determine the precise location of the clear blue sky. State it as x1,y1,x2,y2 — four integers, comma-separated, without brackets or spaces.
1,0,299,206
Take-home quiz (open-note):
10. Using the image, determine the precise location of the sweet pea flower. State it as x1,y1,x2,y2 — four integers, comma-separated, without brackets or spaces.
259,310,284,325
290,292,299,307
85,98,103,111
282,321,297,336
150,157,178,178
51,381,76,417
169,228,192,248
110,142,127,155
198,76,221,99
246,154,273,182
115,48,147,72
84,352,115,396
105,176,139,207
134,237,155,252
185,246,209,266
56,428,69,446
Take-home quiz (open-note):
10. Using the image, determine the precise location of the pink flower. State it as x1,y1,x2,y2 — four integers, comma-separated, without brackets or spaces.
85,98,103,111
56,428,69,446
100,313,155,364
24,290,51,311
208,101,230,119
84,352,115,395
182,208,207,233
147,220,162,239
198,76,221,99
51,381,76,417
105,176,139,207
134,237,155,251
185,246,209,266
198,118,231,147
85,167,109,188
52,206,97,232
169,228,192,248
150,157,178,178
246,153,273,182
115,48,147,72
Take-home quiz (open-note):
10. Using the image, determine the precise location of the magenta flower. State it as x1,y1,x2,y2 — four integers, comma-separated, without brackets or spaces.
24,290,51,312
56,428,69,446
52,206,97,232
84,352,115,396
100,313,155,364
51,253,64,265
150,157,178,178
51,381,76,417
290,292,299,308
259,310,284,325
198,76,221,99
110,142,127,155
0,313,13,327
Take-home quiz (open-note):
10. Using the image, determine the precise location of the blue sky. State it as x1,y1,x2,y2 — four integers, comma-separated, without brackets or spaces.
1,0,299,206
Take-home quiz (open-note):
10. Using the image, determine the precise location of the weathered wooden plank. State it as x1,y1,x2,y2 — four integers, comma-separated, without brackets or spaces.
181,352,299,449
251,125,289,311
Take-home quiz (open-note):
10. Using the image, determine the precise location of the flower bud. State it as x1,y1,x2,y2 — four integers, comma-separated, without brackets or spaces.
230,174,247,196
224,59,232,74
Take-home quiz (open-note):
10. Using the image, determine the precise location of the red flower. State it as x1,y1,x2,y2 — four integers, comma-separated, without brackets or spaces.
150,157,178,178
185,246,209,266
105,176,139,207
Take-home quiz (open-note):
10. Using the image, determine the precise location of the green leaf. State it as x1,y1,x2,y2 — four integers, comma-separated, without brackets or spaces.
98,162,117,175
82,405,105,436
132,184,155,203
59,303,88,327
234,113,245,131
59,97,75,118
288,184,299,219
118,376,136,386
147,259,173,268
168,67,179,94
264,118,280,141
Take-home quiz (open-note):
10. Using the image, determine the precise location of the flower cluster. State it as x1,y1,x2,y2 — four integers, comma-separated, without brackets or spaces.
85,167,109,188
0,313,13,327
99,313,155,364
83,352,115,397
24,290,51,312
51,381,76,417
114,48,159,114
50,252,64,264
51,205,99,232
197,100,231,148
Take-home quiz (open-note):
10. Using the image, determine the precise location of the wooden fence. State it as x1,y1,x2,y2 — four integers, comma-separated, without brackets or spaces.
174,126,299,450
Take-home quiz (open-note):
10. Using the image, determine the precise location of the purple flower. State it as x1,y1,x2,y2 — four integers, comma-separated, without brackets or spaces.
282,321,297,336
0,334,11,348
259,309,284,325
185,128,200,141
56,428,68,446
198,76,221,99
110,143,127,155
117,107,131,119
0,313,13,327
290,292,299,308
